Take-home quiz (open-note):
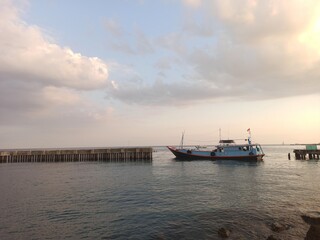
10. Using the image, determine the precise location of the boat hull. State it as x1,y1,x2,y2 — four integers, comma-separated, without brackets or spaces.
167,146,264,161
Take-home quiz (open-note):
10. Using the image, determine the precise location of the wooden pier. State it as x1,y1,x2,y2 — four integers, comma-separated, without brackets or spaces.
293,149,320,160
0,147,153,163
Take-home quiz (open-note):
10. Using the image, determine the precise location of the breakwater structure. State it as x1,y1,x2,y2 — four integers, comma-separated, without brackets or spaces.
293,144,320,160
0,147,153,163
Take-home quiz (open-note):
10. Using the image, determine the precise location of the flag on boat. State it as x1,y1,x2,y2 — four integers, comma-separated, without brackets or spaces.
247,128,250,132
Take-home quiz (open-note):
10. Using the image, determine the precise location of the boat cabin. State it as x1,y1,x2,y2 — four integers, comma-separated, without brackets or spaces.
216,144,263,154
216,139,264,155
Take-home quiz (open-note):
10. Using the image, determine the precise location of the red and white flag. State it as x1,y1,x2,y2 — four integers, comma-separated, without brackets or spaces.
247,128,251,132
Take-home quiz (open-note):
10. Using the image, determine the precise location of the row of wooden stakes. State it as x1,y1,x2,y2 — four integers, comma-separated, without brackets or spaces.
0,148,153,163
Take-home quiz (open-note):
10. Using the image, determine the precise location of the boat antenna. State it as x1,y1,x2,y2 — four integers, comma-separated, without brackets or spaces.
180,131,185,149
219,128,221,142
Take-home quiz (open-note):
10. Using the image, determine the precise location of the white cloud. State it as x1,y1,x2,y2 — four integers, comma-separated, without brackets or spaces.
0,0,108,90
108,0,320,105
190,0,320,96
0,0,111,125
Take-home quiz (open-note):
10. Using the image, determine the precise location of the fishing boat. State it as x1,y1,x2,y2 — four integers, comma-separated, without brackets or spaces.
167,129,264,161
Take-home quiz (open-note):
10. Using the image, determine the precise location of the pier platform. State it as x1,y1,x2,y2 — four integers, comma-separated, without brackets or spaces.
0,147,153,163
293,149,320,160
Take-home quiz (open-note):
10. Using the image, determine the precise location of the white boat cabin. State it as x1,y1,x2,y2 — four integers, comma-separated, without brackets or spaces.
215,140,264,156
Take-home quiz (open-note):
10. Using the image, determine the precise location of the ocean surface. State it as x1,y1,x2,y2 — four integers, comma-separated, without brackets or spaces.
0,146,319,239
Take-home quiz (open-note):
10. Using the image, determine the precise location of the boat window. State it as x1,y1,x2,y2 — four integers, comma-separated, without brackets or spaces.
239,147,242,150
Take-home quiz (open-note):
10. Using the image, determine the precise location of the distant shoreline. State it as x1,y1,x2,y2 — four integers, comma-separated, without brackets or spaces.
2,143,319,151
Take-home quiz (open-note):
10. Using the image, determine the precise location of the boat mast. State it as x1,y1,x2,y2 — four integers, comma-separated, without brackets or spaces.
219,128,222,146
247,128,252,145
180,131,185,149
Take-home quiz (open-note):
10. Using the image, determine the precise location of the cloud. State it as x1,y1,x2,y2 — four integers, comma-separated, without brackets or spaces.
104,20,155,55
107,73,238,106
104,19,124,37
188,0,320,96
134,28,154,54
0,21,108,89
0,0,108,90
182,16,214,37
154,57,173,70
0,0,110,125
107,79,189,106
156,32,188,55
108,0,320,105
42,86,82,106
182,0,202,9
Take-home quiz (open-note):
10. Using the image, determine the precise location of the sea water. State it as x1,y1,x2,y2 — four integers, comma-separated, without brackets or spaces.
0,146,319,239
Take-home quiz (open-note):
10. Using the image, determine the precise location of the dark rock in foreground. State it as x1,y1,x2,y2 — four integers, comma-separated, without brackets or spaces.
301,211,320,240
218,227,231,238
302,211,320,226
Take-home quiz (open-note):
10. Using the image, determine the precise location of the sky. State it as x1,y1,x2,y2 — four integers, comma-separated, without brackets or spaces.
0,0,319,148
